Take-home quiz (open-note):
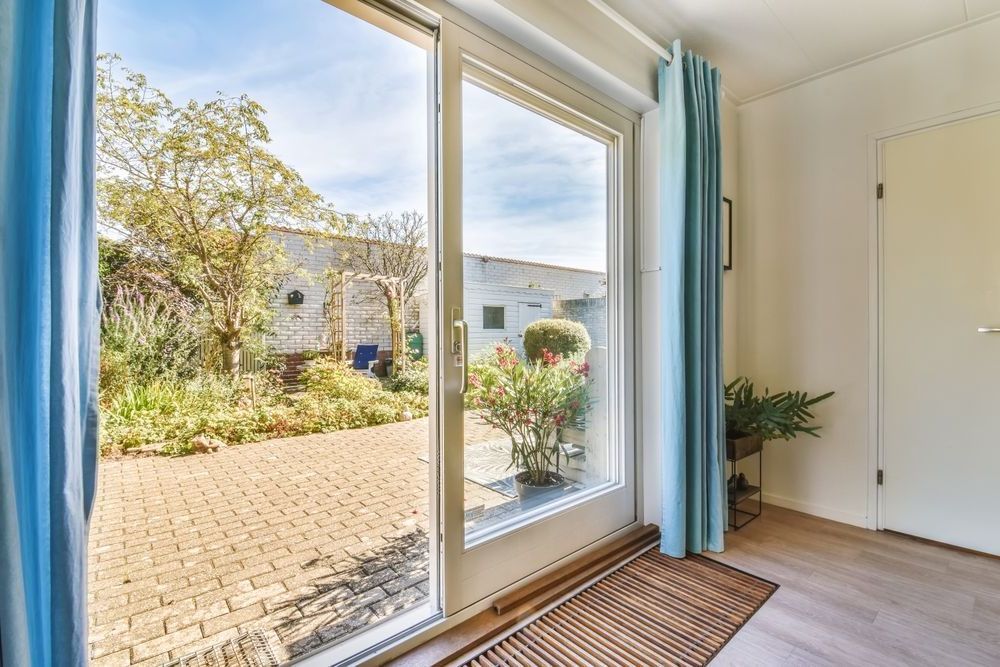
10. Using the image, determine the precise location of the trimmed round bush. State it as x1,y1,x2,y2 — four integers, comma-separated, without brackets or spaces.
522,318,591,361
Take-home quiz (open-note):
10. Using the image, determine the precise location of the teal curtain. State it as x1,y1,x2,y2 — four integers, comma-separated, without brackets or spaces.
0,0,100,664
659,41,726,558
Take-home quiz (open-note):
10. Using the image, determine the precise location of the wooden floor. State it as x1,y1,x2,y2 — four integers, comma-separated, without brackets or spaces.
708,505,1000,666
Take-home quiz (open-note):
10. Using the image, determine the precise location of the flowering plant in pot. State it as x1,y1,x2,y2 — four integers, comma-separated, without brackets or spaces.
469,343,590,499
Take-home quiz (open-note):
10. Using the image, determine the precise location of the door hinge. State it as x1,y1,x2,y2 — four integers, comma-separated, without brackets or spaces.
877,469,884,485
876,183,884,199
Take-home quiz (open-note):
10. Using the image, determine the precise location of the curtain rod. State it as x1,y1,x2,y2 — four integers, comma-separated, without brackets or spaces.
582,0,736,101
584,0,673,64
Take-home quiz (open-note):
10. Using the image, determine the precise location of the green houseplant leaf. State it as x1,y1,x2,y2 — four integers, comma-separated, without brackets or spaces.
725,377,834,442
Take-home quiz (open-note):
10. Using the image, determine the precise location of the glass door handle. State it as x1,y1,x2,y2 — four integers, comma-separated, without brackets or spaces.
978,327,1000,333
452,316,469,394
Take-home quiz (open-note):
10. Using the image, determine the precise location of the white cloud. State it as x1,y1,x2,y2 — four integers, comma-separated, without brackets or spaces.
99,0,609,271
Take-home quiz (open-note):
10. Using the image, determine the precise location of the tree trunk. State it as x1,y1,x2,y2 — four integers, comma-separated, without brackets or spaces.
387,294,402,376
221,339,241,376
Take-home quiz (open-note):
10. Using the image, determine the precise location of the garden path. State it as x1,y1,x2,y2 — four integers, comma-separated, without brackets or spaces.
87,415,505,666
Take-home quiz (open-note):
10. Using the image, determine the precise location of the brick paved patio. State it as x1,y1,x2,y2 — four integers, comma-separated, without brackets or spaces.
87,416,506,666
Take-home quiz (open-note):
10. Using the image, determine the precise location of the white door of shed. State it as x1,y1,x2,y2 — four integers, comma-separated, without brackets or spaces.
517,302,544,338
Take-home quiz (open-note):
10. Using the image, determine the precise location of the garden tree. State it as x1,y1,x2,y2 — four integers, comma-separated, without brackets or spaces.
96,54,341,374
337,211,428,372
98,236,197,312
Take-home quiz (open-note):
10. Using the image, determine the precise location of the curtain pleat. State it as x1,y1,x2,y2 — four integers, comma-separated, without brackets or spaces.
0,1,100,664
659,41,726,558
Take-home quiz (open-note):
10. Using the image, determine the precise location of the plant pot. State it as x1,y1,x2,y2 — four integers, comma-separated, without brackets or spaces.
726,432,763,461
514,471,565,501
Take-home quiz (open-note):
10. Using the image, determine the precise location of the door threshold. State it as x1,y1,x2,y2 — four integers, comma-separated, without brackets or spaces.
387,524,659,666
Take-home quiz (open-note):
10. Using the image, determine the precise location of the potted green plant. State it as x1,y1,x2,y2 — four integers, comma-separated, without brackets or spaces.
469,343,590,500
724,377,834,459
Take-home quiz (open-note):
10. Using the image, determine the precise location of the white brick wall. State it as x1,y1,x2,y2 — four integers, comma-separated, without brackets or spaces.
267,230,606,357
464,283,553,357
463,254,605,301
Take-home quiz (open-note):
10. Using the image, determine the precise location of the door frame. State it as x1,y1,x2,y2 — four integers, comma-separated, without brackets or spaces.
438,17,639,614
867,101,1000,532
301,0,643,662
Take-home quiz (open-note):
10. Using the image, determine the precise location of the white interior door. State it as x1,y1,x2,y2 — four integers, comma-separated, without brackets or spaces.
882,112,1000,556
439,19,637,613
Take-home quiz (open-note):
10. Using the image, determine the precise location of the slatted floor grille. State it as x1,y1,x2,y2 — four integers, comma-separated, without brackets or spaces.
464,551,777,667
163,629,279,667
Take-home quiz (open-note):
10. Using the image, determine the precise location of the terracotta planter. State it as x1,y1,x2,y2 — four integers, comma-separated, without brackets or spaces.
726,432,763,461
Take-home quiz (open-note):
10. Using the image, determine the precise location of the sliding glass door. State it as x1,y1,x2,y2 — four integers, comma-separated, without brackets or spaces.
91,1,637,662
438,20,637,613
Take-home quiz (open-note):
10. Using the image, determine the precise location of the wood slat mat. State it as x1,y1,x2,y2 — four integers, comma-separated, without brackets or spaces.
463,551,777,667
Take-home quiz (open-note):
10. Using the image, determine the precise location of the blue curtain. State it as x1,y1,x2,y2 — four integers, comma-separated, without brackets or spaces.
659,41,726,558
0,0,100,664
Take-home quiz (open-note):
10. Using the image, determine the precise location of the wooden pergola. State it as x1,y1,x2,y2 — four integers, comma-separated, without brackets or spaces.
326,270,406,368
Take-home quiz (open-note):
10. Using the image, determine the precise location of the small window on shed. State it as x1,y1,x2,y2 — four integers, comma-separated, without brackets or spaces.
483,306,505,330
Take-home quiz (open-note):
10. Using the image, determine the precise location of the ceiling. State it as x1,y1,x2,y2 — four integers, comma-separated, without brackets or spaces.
601,0,1000,102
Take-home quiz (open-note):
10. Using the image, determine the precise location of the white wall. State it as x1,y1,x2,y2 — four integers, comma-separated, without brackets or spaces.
641,96,740,527
737,17,1000,527
463,283,552,356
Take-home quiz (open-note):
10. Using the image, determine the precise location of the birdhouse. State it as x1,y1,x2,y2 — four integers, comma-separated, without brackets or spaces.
287,290,305,305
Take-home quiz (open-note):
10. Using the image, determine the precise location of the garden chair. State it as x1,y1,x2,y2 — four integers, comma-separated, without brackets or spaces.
352,344,379,378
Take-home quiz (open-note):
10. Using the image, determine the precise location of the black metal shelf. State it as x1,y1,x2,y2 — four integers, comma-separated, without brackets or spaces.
727,447,762,530
728,484,760,506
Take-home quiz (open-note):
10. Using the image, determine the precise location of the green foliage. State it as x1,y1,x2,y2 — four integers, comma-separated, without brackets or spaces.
384,358,429,395
100,288,202,395
301,359,384,399
301,358,428,417
99,236,195,308
522,318,591,361
468,343,590,486
724,377,835,441
96,54,342,373
100,374,264,455
99,359,428,456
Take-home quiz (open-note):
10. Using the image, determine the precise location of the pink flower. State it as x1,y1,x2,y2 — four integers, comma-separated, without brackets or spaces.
540,348,563,366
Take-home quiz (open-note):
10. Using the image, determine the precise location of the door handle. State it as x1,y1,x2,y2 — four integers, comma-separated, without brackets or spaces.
452,311,469,394
977,327,1000,333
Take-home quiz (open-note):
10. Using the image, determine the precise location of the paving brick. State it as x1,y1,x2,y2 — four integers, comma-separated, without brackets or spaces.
200,603,267,637
165,599,229,633
88,417,507,664
227,582,287,611
130,623,203,662
90,648,131,667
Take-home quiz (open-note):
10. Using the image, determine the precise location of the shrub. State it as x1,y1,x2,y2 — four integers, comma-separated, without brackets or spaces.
100,287,202,395
100,358,430,457
99,373,272,455
299,358,429,423
385,358,429,395
300,358,384,399
522,318,591,361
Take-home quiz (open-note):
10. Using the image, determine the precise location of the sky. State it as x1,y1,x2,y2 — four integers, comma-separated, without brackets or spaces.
98,0,607,271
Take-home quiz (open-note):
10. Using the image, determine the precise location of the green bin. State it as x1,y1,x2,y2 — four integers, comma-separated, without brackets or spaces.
406,332,424,359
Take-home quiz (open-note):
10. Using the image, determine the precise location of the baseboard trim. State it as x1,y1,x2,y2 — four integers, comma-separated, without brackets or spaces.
761,493,867,528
